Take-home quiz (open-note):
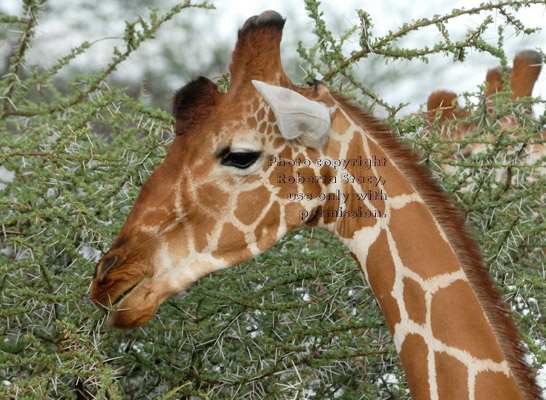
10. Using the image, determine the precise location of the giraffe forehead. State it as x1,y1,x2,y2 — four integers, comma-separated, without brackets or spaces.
215,113,279,154
223,124,263,147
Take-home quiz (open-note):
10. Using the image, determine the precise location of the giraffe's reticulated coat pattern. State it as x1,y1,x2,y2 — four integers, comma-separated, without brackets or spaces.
90,11,541,400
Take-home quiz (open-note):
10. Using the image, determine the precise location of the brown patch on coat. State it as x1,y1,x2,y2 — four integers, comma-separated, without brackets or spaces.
306,148,320,164
344,132,365,177
399,334,431,400
305,206,322,226
323,137,341,159
246,116,258,129
367,140,414,197
268,108,276,122
162,225,190,259
269,163,298,200
213,222,252,264
298,166,323,199
196,183,228,213
364,229,401,331
285,202,305,229
252,98,260,112
243,175,261,184
255,201,281,251
140,207,170,231
272,137,284,148
344,134,386,213
322,193,340,226
430,280,505,363
279,146,292,160
389,202,460,280
403,277,427,325
331,108,351,135
188,210,216,253
257,107,266,122
319,165,336,183
235,186,271,225
474,371,524,400
335,185,376,239
434,352,469,399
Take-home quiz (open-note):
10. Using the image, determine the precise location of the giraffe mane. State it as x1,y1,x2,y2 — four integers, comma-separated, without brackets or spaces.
330,92,542,399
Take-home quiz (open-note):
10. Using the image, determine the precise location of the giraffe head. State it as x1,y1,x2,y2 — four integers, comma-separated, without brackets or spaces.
425,49,543,174
90,11,336,328
427,50,543,145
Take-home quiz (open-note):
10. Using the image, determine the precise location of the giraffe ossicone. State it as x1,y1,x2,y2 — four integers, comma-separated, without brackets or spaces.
90,10,541,400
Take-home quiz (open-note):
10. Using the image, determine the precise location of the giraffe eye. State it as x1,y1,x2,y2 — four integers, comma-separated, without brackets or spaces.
221,151,261,169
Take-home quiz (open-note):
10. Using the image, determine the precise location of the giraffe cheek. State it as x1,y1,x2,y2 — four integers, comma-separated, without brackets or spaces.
235,186,271,225
284,202,306,230
212,222,253,265
254,201,281,251
189,212,216,253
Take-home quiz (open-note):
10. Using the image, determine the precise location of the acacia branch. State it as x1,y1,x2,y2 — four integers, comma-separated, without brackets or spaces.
322,0,545,82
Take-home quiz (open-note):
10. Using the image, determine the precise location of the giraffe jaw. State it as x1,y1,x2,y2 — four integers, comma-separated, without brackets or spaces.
105,269,206,329
92,250,223,328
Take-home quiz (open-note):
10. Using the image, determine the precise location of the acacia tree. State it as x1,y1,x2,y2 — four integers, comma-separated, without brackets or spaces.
0,0,544,398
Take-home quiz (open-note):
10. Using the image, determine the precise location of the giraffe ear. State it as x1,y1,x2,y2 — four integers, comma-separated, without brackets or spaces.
252,80,331,148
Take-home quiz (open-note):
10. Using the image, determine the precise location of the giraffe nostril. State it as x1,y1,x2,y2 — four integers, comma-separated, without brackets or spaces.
94,254,121,281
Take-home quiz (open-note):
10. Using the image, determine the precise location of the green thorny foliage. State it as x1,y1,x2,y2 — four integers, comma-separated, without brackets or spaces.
0,0,544,398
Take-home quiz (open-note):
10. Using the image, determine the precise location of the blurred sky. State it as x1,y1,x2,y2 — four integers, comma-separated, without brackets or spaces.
1,0,545,115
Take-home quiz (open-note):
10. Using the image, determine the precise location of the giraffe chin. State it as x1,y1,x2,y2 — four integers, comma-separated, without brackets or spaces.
106,279,162,329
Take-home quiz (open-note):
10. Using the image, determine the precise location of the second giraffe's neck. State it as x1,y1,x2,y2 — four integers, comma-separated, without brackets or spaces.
311,101,529,399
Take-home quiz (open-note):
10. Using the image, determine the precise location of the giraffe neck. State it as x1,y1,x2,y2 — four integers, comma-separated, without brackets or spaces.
307,99,535,399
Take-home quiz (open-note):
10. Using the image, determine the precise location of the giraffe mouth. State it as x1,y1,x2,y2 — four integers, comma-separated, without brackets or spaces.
111,280,142,307
106,276,161,329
